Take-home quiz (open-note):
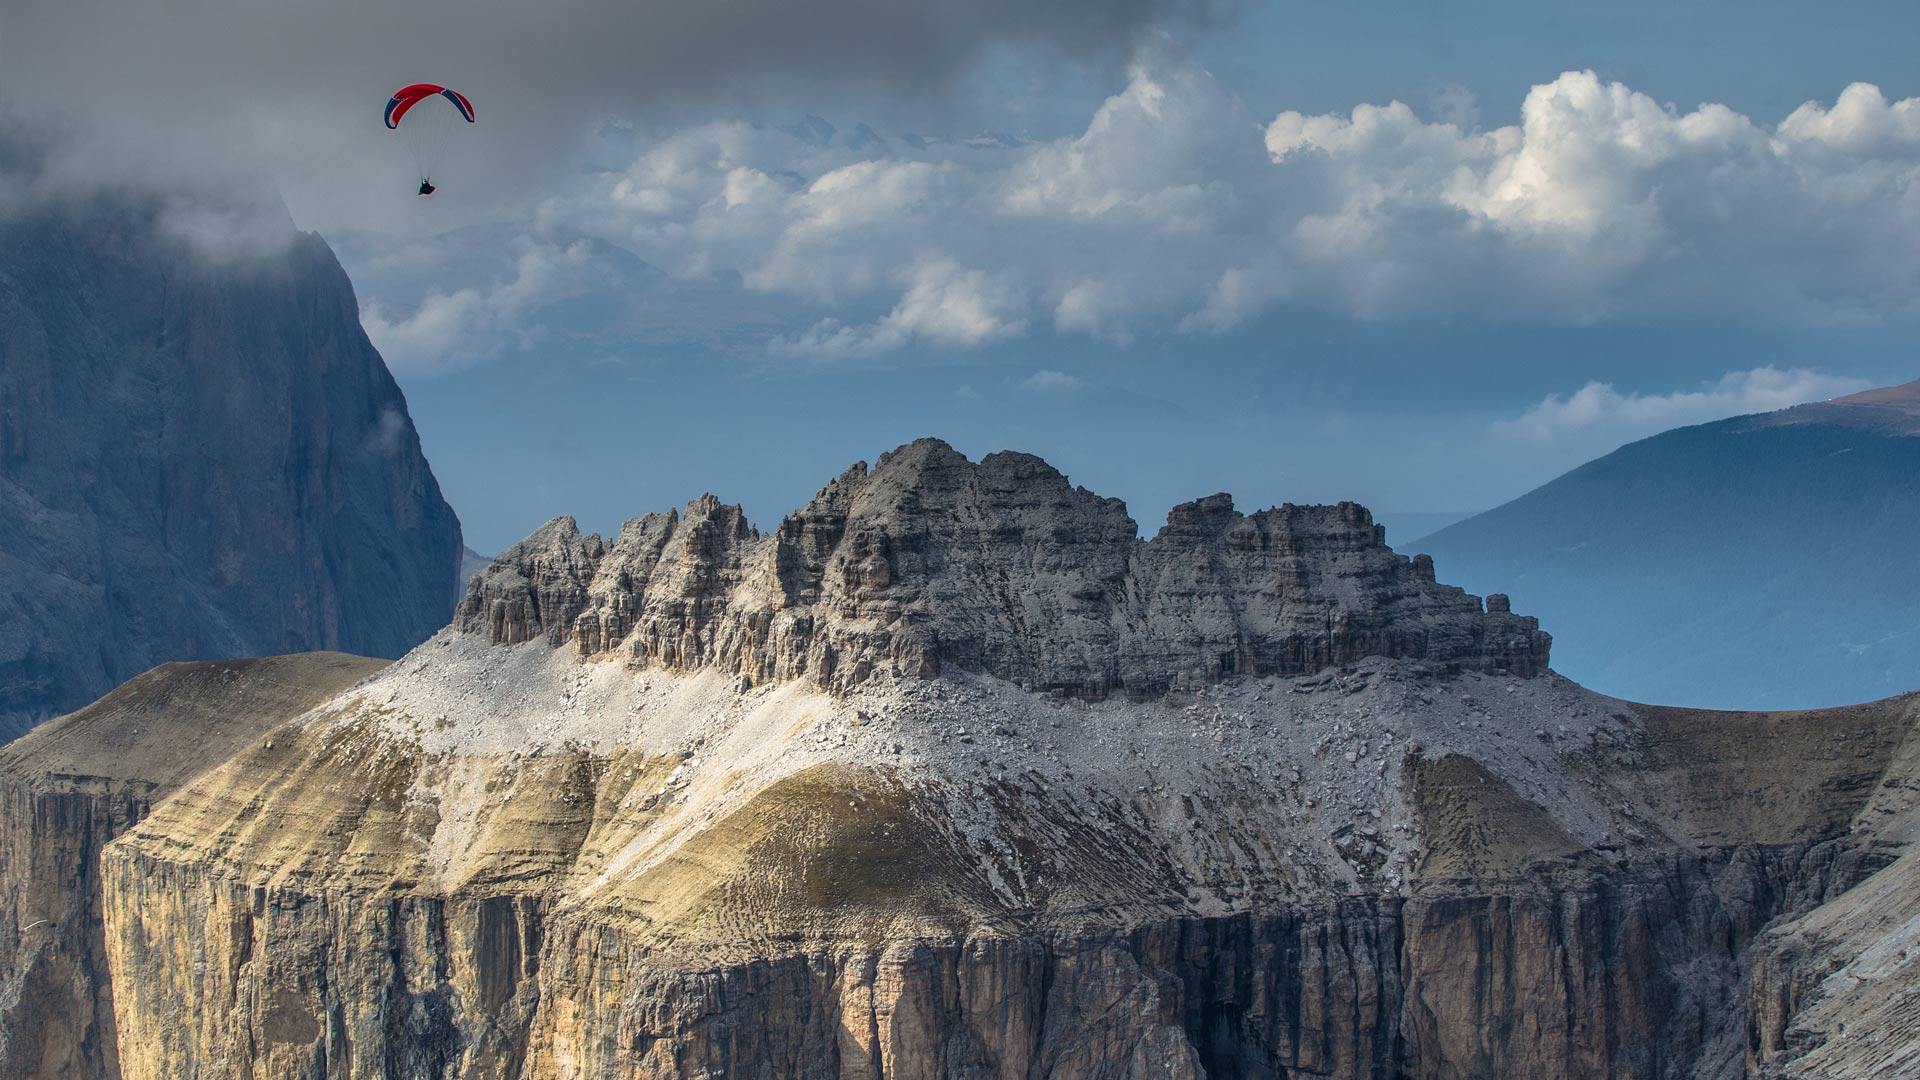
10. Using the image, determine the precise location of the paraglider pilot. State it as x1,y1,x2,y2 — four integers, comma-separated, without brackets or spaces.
418,179,436,197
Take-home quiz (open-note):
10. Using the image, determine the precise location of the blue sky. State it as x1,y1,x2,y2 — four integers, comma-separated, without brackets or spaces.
11,0,1917,553
1204,2,1920,125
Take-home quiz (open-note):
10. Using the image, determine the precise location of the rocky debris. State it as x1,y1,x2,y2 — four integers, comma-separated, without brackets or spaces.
62,608,1916,1080
459,440,1548,700
1745,847,1920,1079
354,637,1613,881
0,191,463,741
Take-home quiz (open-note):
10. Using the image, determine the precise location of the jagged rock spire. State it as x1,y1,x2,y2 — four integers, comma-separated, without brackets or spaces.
459,440,1549,697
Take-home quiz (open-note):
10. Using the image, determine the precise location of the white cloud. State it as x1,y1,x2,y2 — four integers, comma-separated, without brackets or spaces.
770,259,1027,359
363,405,409,457
1776,82,1920,151
154,198,301,262
1239,72,1920,325
361,239,597,375
1493,367,1873,445
1020,369,1085,392
542,50,1274,354
415,59,1920,361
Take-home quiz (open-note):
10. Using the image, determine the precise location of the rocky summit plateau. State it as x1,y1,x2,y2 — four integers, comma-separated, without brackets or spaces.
4,440,1918,1080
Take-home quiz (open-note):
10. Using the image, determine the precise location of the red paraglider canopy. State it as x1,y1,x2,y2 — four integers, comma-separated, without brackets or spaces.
384,84,475,129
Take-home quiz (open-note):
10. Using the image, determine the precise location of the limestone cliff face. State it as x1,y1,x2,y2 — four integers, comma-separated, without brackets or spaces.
1740,698,1920,1078
459,440,1550,700
0,653,386,1080
6,444,1915,1080
0,189,463,740
90,653,1918,1080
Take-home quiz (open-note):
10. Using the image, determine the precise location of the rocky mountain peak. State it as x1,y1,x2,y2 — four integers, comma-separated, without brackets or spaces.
0,190,463,738
459,440,1549,698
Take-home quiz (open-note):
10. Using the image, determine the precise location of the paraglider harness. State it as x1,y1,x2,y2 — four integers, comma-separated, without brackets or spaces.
417,179,436,197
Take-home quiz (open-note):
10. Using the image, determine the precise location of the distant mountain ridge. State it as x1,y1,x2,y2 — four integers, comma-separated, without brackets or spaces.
1418,378,1920,709
0,189,464,740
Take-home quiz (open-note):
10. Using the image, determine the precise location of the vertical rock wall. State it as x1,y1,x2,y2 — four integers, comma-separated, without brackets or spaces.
0,654,387,1080
93,847,1870,1080
0,192,462,740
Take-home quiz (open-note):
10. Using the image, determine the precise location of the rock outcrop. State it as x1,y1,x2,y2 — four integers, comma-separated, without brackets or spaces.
3,443,1913,1080
0,653,386,1080
0,183,463,740
459,440,1549,700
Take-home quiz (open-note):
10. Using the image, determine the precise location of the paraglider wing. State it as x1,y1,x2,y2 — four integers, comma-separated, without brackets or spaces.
385,82,475,189
384,84,434,129
384,84,474,129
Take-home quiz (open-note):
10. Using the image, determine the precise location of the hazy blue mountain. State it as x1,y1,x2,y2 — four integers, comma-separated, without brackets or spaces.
1417,381,1920,709
458,545,493,596
0,189,464,740
1374,510,1477,549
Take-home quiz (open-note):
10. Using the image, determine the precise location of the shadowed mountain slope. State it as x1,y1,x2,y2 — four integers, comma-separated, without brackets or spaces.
1419,379,1920,709
0,188,463,740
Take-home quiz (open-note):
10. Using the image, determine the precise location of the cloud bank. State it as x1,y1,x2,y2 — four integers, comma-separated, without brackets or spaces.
488,59,1920,367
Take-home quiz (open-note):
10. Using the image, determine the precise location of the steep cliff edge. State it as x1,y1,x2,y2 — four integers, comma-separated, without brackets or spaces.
0,653,386,1080
1741,697,1920,1078
0,185,463,740
100,664,1918,1080
73,443,1916,1079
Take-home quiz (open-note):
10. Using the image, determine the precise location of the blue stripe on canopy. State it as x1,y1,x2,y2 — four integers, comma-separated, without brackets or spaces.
439,89,476,123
